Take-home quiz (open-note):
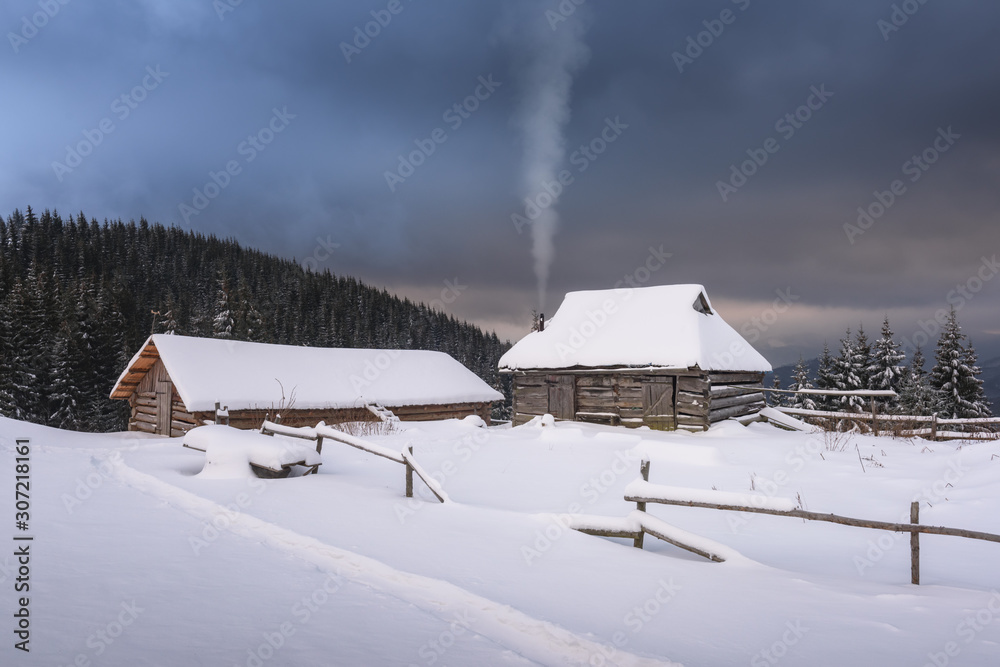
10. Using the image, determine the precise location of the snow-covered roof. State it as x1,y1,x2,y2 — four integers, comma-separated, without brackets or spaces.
111,334,503,412
498,284,771,373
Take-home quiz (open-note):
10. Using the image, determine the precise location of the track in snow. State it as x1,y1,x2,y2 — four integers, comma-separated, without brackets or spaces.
107,457,681,667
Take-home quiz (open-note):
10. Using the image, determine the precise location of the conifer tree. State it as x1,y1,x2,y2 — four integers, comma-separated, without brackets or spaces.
852,325,873,392
833,329,864,411
897,346,937,416
788,356,816,410
814,343,836,410
769,373,783,407
869,316,906,407
930,308,991,419
212,276,235,339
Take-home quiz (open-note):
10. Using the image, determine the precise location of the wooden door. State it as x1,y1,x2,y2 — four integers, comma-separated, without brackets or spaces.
156,380,173,435
642,378,675,430
547,375,575,420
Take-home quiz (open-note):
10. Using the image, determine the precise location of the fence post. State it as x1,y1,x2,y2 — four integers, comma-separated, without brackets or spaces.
930,413,938,440
911,501,920,585
634,458,650,549
215,402,221,425
405,445,414,498
870,398,879,437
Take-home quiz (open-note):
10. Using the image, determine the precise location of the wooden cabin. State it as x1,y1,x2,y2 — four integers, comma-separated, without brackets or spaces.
498,285,771,431
110,334,503,436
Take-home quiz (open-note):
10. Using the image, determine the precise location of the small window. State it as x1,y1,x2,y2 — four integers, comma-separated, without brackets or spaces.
692,293,713,315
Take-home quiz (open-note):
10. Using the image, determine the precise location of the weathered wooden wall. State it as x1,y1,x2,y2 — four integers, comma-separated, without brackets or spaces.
510,369,765,431
129,390,492,436
707,372,766,424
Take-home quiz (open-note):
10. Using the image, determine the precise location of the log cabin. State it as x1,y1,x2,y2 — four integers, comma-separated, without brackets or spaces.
498,285,772,431
110,334,503,436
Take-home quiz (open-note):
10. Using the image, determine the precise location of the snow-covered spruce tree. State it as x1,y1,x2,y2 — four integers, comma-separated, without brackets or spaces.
897,346,938,416
929,308,991,419
0,293,15,418
852,325,873,392
869,316,906,408
788,356,816,410
832,329,864,411
959,338,992,418
212,276,235,339
769,373,784,407
814,343,836,410
48,323,81,429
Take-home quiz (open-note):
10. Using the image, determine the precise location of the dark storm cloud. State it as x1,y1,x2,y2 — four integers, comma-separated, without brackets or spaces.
2,0,998,363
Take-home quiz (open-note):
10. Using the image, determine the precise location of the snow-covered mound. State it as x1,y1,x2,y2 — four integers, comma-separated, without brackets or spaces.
184,424,321,478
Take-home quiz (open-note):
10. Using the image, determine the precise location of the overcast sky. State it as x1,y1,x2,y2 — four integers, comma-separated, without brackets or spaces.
3,0,998,367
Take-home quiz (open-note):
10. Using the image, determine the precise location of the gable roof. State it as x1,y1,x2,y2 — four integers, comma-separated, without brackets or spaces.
111,334,502,412
498,284,772,373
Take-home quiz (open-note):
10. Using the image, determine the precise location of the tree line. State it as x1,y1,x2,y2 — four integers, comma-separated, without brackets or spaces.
0,207,512,431
774,313,992,419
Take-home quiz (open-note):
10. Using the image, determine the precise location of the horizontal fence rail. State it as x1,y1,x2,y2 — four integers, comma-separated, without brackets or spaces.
260,420,447,503
571,459,1000,584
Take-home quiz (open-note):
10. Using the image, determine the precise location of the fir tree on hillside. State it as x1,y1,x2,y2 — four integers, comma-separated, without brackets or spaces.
212,275,235,339
788,356,816,411
929,308,992,419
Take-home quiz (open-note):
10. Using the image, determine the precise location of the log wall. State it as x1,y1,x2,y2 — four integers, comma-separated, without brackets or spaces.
707,372,766,424
130,397,492,436
511,369,766,431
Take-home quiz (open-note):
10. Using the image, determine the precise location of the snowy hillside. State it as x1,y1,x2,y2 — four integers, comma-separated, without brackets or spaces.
2,416,1000,666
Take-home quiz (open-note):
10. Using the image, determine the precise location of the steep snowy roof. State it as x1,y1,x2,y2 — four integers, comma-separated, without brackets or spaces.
498,284,771,373
111,335,503,412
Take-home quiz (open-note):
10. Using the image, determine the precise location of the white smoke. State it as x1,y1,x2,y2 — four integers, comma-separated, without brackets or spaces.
509,5,589,311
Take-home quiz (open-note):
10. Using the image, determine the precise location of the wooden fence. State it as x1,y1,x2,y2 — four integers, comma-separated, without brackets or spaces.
732,388,1000,441
260,420,447,503
770,406,1000,441
578,459,1000,584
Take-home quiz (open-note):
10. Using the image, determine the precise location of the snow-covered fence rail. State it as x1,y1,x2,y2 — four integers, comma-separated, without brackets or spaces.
769,406,1000,441
566,459,740,563
260,420,447,502
620,460,1000,585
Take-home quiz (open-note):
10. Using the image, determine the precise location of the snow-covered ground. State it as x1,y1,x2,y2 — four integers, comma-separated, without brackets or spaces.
2,415,999,666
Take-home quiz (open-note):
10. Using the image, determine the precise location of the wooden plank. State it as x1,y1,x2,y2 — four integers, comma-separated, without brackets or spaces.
575,375,614,388
134,412,157,425
710,402,764,422
155,379,172,435
547,376,575,420
711,393,765,410
911,501,920,585
677,376,709,394
677,391,708,406
677,403,710,418
708,372,764,384
132,420,156,434
676,414,706,425
710,385,760,400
